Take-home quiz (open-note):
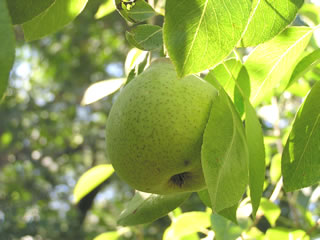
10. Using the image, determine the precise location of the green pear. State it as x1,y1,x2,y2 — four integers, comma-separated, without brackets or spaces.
106,58,217,195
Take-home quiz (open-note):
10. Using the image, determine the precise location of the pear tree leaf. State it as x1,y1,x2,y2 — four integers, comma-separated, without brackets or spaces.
6,0,55,25
205,59,242,100
93,232,119,240
239,0,303,47
95,0,115,19
197,189,211,208
126,24,163,51
258,198,280,227
117,191,190,226
164,0,251,77
245,27,313,106
265,228,308,240
73,164,114,204
124,48,148,76
22,0,88,41
0,0,15,101
211,213,243,240
234,67,251,116
163,211,211,240
299,3,320,26
81,78,125,105
114,0,156,23
282,81,320,191
201,85,249,212
286,49,320,89
270,153,282,184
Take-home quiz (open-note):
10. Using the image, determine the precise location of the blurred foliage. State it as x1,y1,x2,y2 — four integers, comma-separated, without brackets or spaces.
1,0,320,240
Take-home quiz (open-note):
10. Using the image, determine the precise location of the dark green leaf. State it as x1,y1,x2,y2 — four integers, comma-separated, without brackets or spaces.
201,87,248,212
239,0,304,47
114,0,156,23
6,0,55,25
126,24,162,51
164,0,251,77
245,27,313,106
22,0,88,41
282,81,320,191
0,0,15,101
287,49,320,89
117,191,190,226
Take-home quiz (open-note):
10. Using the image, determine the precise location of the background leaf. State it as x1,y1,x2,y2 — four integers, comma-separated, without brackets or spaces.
163,212,211,240
73,164,114,204
93,232,119,240
6,0,55,25
245,27,313,106
286,48,320,88
95,0,115,19
265,228,309,240
22,0,88,41
201,87,248,212
117,191,190,226
164,0,251,77
282,81,320,191
0,0,15,100
239,0,304,47
258,198,281,227
126,24,163,51
211,213,243,240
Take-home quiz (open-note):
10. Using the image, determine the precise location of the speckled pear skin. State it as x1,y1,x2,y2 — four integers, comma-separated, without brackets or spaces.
106,58,217,195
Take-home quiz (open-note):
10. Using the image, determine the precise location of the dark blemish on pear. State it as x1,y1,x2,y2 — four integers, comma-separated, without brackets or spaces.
170,172,190,187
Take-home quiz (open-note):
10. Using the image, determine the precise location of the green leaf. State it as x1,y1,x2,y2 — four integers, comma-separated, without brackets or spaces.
81,78,125,105
299,3,320,26
114,0,156,23
93,232,119,240
22,0,88,41
164,0,251,77
73,164,114,204
205,59,243,100
258,198,280,227
239,0,303,47
282,81,320,191
265,227,309,240
197,189,211,208
6,0,55,25
244,99,265,218
163,212,211,240
95,0,115,19
245,27,313,106
0,0,15,101
117,191,190,226
211,213,243,240
201,86,248,212
126,24,163,51
286,49,320,89
270,153,282,184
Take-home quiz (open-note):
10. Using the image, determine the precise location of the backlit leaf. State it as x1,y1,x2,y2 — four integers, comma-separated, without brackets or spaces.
73,164,114,204
117,191,190,226
0,0,15,101
282,81,320,191
93,232,119,240
258,198,280,227
164,0,251,77
22,0,88,41
95,0,115,19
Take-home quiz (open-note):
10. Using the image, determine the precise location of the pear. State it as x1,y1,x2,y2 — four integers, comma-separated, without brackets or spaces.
106,58,217,194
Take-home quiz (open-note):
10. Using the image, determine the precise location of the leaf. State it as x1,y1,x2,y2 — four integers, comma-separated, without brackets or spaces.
211,213,243,240
164,0,251,77
201,86,249,212
265,228,309,240
197,189,211,208
258,198,280,227
117,191,190,226
244,99,265,218
126,24,163,51
286,49,320,88
299,3,320,27
282,81,320,191
93,232,119,240
163,212,211,240
81,78,125,105
245,27,313,106
270,153,282,184
239,0,304,47
95,0,115,19
205,59,243,100
73,164,114,204
124,48,148,76
6,0,55,25
22,0,88,41
114,0,156,23
0,0,15,101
